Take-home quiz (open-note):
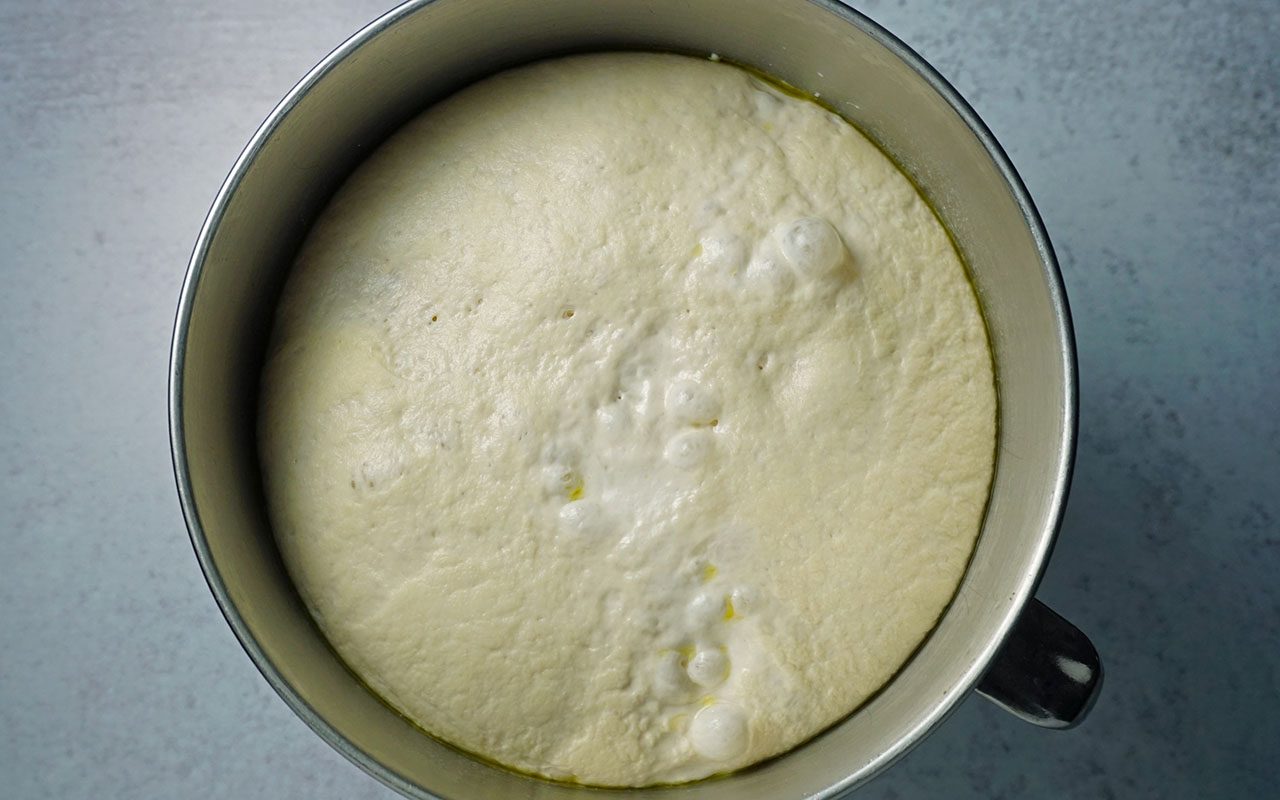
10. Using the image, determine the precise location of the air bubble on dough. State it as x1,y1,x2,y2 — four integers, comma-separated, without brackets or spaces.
558,500,610,537
596,402,629,439
730,585,758,616
664,429,714,470
695,231,748,278
686,646,729,687
744,253,795,296
686,590,725,630
776,217,845,278
541,464,579,497
654,651,693,699
689,702,749,761
541,439,579,468
355,453,401,491
665,379,719,425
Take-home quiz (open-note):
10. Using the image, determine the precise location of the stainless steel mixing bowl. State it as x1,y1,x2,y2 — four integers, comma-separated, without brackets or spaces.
170,0,1102,796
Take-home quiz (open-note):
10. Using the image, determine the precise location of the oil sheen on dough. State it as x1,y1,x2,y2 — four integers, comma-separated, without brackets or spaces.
260,53,996,786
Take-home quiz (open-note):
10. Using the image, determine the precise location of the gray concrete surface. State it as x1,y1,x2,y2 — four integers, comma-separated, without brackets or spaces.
1,1,1276,797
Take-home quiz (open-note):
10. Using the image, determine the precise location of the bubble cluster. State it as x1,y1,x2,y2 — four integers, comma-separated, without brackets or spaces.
536,341,766,767
692,215,850,300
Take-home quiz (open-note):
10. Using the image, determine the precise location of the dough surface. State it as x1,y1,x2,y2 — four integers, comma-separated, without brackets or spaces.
260,52,996,786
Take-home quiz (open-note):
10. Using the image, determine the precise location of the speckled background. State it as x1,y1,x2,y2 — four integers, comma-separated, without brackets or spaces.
1,1,1276,798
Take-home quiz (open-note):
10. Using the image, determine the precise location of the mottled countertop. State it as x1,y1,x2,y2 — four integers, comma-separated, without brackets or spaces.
1,1,1276,798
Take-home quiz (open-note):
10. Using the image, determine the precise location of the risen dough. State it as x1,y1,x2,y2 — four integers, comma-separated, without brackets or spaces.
260,53,996,786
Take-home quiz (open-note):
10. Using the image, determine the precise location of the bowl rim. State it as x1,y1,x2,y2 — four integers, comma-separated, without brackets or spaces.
168,0,1078,796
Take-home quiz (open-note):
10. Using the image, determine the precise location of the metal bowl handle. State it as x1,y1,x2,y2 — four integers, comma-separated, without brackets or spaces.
976,599,1103,728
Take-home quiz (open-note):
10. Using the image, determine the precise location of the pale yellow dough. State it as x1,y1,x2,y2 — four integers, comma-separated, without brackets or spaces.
260,53,996,786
